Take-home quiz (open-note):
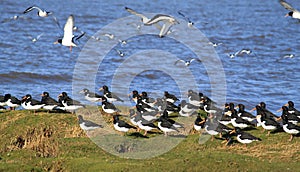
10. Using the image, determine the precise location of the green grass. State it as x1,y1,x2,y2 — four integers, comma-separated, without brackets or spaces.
0,109,300,171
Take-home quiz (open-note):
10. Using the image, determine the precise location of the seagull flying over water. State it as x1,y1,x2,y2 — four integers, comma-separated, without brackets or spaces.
227,49,256,58
209,42,223,47
54,15,85,51
177,10,194,28
279,0,300,19
27,33,43,43
174,58,202,66
125,7,179,37
23,6,52,17
283,54,295,58
1,15,28,23
114,48,125,57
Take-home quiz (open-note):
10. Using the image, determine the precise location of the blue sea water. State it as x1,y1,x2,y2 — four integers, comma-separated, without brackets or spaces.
0,0,299,113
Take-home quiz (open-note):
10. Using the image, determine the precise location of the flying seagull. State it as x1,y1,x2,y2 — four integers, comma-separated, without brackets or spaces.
279,0,300,19
174,58,202,66
23,6,52,17
125,7,179,37
54,15,85,51
178,10,194,28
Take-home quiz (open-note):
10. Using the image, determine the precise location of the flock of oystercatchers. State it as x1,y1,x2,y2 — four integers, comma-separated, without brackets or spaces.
1,85,300,145
1,0,300,146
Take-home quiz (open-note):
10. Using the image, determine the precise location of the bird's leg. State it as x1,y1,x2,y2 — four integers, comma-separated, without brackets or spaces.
144,130,147,136
261,128,265,133
267,131,270,136
210,136,214,141
289,135,294,142
69,46,72,52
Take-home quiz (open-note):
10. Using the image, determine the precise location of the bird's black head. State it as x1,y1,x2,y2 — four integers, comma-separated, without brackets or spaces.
288,11,293,17
55,39,62,44
4,94,11,100
288,101,294,107
102,85,109,91
132,90,138,95
141,91,148,97
259,102,266,109
59,92,68,98
25,94,32,99
238,104,245,111
281,106,288,112
42,92,49,97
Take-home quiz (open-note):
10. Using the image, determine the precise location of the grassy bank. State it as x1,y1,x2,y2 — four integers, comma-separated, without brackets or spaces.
0,109,299,171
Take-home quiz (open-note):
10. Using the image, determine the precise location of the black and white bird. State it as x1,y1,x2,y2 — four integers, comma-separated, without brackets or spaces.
285,101,300,117
58,92,84,112
235,49,256,57
230,128,261,145
230,108,254,129
259,110,281,136
129,109,142,127
21,94,45,111
187,90,201,107
103,33,115,40
113,115,136,134
101,97,121,114
118,39,133,46
4,94,21,110
79,88,103,102
194,115,206,131
144,14,179,37
283,54,295,58
140,91,156,107
114,48,125,57
27,33,43,43
99,85,124,102
281,110,300,141
54,15,85,51
136,118,158,136
125,7,178,37
1,15,28,23
164,91,179,104
23,6,52,17
279,0,300,20
125,7,151,24
209,42,223,47
78,115,102,130
177,10,194,28
237,104,256,122
161,110,184,128
174,58,201,67
280,106,300,125
179,100,198,117
157,116,179,136
41,92,62,111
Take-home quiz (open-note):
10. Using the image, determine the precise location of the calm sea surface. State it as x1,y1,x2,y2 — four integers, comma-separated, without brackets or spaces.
0,0,299,113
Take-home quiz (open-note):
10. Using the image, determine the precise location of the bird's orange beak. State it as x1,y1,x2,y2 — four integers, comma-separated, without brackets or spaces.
250,107,256,112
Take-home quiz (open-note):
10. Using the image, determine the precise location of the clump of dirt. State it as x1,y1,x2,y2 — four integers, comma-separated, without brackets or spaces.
8,126,58,158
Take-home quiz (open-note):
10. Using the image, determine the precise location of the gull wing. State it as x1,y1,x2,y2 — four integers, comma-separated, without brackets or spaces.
159,22,173,37
145,14,174,25
125,7,149,22
63,15,74,42
174,59,185,65
23,6,42,14
280,0,299,12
